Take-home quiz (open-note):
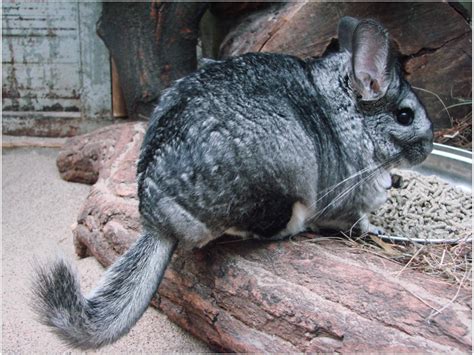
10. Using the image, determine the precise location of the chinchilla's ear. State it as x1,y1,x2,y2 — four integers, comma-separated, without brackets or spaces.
350,19,395,101
338,16,359,53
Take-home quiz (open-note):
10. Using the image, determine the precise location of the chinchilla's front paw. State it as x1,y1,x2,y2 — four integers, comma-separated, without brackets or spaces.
366,223,385,236
357,215,385,236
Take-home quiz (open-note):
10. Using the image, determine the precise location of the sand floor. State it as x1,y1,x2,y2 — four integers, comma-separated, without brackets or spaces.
2,146,209,353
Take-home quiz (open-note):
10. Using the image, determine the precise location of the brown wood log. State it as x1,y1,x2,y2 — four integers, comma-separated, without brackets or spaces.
199,2,271,59
57,124,472,353
219,2,471,130
56,122,142,184
96,2,208,120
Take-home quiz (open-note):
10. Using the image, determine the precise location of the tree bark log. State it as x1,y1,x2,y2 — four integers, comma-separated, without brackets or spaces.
219,2,471,130
58,124,472,353
96,2,208,120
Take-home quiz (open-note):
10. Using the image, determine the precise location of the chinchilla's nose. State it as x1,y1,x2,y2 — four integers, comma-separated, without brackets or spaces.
420,121,434,154
422,134,434,155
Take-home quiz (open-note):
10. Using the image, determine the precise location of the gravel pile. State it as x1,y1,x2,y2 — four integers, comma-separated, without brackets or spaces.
370,170,472,242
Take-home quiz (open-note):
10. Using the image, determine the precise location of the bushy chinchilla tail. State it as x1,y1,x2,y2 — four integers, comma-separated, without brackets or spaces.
31,231,177,350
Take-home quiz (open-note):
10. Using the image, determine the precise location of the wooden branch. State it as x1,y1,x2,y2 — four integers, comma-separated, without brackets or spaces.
96,2,208,120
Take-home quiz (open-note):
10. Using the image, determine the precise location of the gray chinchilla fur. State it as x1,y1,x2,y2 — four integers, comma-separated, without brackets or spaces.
32,17,433,349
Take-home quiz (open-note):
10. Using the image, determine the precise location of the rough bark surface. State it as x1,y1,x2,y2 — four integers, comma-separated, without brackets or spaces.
97,2,208,120
56,123,133,184
58,124,472,353
219,2,471,129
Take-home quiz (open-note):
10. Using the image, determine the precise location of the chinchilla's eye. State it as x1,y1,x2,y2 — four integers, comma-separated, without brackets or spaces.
395,108,414,126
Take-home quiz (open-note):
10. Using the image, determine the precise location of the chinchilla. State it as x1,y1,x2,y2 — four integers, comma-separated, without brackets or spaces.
32,17,433,349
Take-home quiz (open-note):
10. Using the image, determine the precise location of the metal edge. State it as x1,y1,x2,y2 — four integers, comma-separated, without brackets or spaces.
432,143,473,164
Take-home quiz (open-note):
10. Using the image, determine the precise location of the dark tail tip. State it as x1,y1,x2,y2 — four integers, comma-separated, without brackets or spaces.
31,258,93,348
32,258,78,323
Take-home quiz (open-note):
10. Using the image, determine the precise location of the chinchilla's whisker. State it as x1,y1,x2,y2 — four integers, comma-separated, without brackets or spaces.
308,155,401,222
306,165,378,211
322,152,401,198
310,167,382,221
348,213,368,238
307,157,394,212
317,165,376,194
